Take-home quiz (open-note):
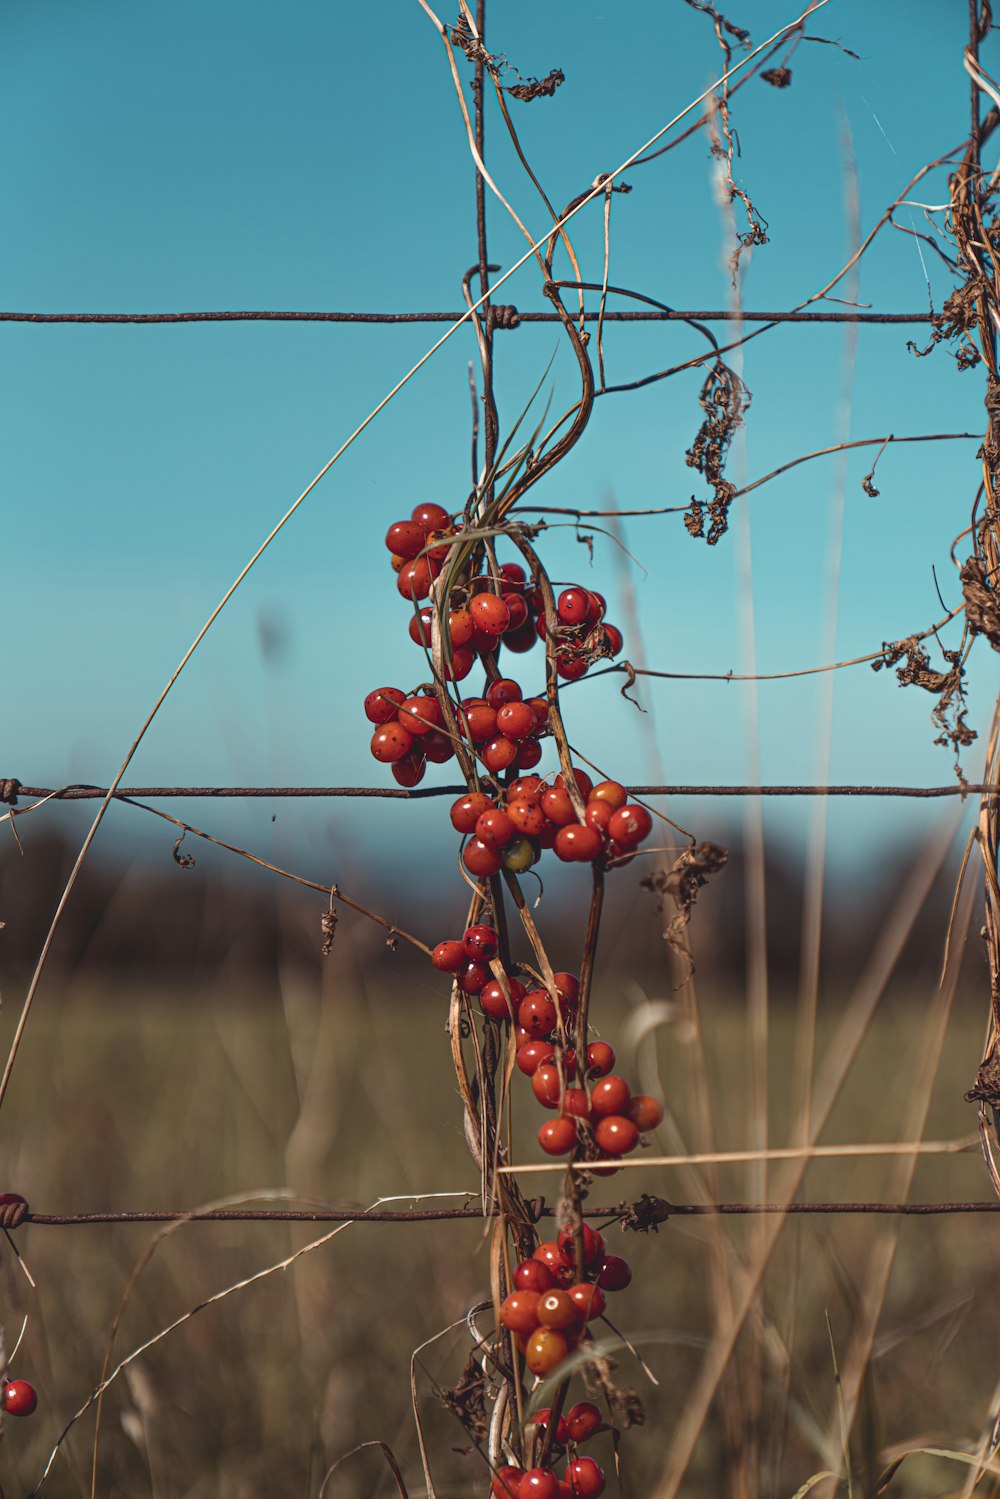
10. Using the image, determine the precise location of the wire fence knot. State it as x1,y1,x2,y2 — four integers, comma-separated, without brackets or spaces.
0,1193,28,1230
487,304,520,331
0,779,20,806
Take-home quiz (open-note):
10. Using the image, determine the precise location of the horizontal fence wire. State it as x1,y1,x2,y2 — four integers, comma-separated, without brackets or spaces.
9,782,998,802
16,1203,1000,1225
0,308,934,327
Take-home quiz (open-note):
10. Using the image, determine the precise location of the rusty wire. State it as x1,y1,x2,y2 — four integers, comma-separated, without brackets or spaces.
0,307,932,325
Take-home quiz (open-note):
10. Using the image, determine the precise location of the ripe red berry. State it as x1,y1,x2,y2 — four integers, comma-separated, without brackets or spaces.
432,940,466,973
519,991,558,1038
496,701,536,740
2,1380,37,1417
422,730,456,764
602,623,623,656
470,593,511,637
443,644,475,681
557,1224,604,1267
398,696,442,735
540,787,576,827
594,1116,640,1156
562,1088,592,1119
537,1289,579,1330
364,686,405,724
458,960,490,995
447,608,474,646
411,501,450,531
566,1457,605,1497
596,1255,632,1292
396,557,437,601
463,837,504,878
627,1094,664,1132
567,1282,606,1321
606,804,653,849
509,775,543,800
408,606,435,646
476,807,515,849
534,1242,570,1275
391,753,426,788
525,1325,569,1376
565,1402,602,1443
555,768,594,801
463,924,499,960
554,973,580,1004
516,739,543,771
500,1289,542,1332
485,677,522,709
553,825,603,863
450,792,494,834
500,562,527,590
590,779,627,810
556,655,588,681
503,593,529,631
385,519,427,558
514,1258,556,1293
521,1468,559,1499
481,976,527,1020
585,1041,616,1077
370,723,415,763
507,797,548,838
584,800,613,834
504,619,539,654
516,1040,555,1076
585,591,607,624
493,1469,524,1498
532,1407,569,1444
557,587,591,626
482,736,519,774
590,1076,631,1117
532,1064,562,1109
538,1117,577,1155
463,703,498,743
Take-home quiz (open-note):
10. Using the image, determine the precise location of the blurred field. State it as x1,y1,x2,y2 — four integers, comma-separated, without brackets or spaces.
0,903,997,1499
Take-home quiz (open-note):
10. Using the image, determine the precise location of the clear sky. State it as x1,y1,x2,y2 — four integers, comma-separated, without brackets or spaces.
2,0,994,900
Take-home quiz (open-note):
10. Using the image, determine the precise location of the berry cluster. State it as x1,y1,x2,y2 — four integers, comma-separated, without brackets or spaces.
516,1030,663,1161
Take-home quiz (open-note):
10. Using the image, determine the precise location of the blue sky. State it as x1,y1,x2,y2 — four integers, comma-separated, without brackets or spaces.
2,0,993,894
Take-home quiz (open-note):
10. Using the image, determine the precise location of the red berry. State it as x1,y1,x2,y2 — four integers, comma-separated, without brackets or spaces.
519,991,558,1038
458,960,490,995
503,593,529,631
470,594,511,637
527,696,549,726
557,1224,605,1267
443,644,475,681
514,1258,556,1293
538,1117,577,1155
590,1076,631,1117
486,678,523,709
398,696,442,735
537,1290,579,1330
408,607,435,646
596,1255,632,1292
370,723,415,763
2,1380,37,1417
562,1088,592,1119
525,1325,569,1376
553,825,603,863
585,591,606,624
627,1094,664,1132
532,1407,570,1444
422,730,456,763
567,1282,606,1321
521,1469,559,1499
509,775,543,801
557,588,590,626
555,768,594,801
450,792,493,834
504,619,539,654
554,973,580,1004
500,562,527,590
463,838,504,878
432,940,467,973
565,1402,602,1443
476,807,516,848
411,501,450,531
556,655,588,681
594,1116,639,1156
496,701,536,740
534,1242,569,1274
602,624,623,656
590,779,627,810
566,1457,605,1496
500,1289,542,1332
462,924,499,960
516,739,543,771
540,787,576,827
364,686,405,724
482,736,519,774
516,1040,555,1076
607,805,653,849
507,797,548,838
463,703,498,743
532,1064,562,1109
585,1041,615,1077
481,976,527,1020
583,800,613,834
397,557,436,601
385,519,427,558
493,1468,524,1498
391,753,426,788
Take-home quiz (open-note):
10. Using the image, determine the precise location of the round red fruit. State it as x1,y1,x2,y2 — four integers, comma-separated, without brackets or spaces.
364,686,405,724
508,797,548,838
585,1041,615,1077
463,838,504,879
463,703,498,743
493,1468,524,1498
500,562,527,590
398,696,442,735
521,1469,559,1499
525,1326,569,1376
532,1065,562,1109
567,1283,606,1321
585,591,606,624
566,1457,605,1497
397,557,435,601
602,623,623,656
538,1117,577,1156
594,1116,640,1156
444,644,475,681
500,1289,541,1333
565,1402,602,1443
516,1040,554,1076
607,804,653,848
596,1255,632,1292
627,1094,664,1132
422,730,455,764
584,800,613,835
370,723,415,763
470,594,511,637
532,1407,569,1444
450,791,493,834
516,739,543,771
557,588,590,626
537,1290,579,1330
562,1088,591,1119
540,787,576,827
463,924,499,961
481,976,527,1020
553,825,603,863
519,991,558,1038
408,607,434,646
555,768,594,801
514,1258,556,1293
496,701,536,740
476,808,514,849
486,678,522,709
482,736,518,774
554,973,580,1004
391,754,426,788
557,1223,604,1267
590,1076,631,1117
2,1380,37,1417
556,655,588,681
411,501,450,531
385,519,427,558
590,779,627,810
509,775,543,801
503,593,529,631
448,608,474,646
432,940,466,973
458,961,490,995
534,1242,568,1274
